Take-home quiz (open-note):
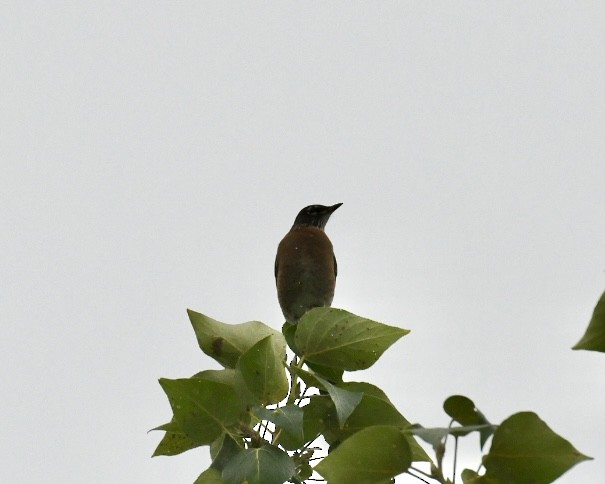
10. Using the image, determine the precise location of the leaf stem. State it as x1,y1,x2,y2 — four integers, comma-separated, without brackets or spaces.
287,355,306,404
452,436,459,484
407,467,433,484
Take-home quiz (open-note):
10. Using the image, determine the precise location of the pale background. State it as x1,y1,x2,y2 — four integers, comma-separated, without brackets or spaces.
1,2,604,483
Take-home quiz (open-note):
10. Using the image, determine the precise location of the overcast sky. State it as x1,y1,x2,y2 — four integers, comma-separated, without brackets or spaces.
2,2,604,483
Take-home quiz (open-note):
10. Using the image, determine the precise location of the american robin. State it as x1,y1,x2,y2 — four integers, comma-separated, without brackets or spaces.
275,203,342,324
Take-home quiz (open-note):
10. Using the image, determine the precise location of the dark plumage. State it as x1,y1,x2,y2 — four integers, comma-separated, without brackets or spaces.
275,203,342,324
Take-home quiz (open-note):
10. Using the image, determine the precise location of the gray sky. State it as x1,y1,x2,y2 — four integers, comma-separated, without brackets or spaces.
2,2,604,483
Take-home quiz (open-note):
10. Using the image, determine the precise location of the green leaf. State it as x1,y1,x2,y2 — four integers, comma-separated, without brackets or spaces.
573,290,605,352
289,365,321,388
284,322,344,382
305,361,344,383
405,424,496,451
297,462,313,481
340,386,409,438
209,434,242,471
460,468,498,483
151,419,201,456
252,404,304,446
461,468,480,483
159,378,239,445
482,412,592,483
443,395,493,448
275,396,335,450
339,381,389,399
315,425,412,483
221,444,295,484
282,321,299,355
237,335,288,404
151,420,180,432
188,309,285,368
288,367,361,429
295,307,409,371
405,425,448,449
193,369,256,415
314,375,363,428
302,396,335,443
194,467,227,484
338,382,430,462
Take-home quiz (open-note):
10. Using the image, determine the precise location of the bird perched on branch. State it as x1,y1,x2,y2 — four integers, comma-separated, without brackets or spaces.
275,203,342,324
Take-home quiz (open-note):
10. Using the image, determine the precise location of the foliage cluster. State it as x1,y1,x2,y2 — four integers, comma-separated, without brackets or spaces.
153,298,605,483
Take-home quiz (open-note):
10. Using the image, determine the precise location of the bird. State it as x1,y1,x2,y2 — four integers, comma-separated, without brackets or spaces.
275,203,342,324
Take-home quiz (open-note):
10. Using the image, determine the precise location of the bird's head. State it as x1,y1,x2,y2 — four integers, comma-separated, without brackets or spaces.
292,203,342,230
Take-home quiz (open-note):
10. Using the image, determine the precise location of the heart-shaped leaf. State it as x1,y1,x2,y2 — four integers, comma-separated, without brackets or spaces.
221,445,295,484
237,335,288,404
188,309,285,368
315,425,412,483
443,395,493,448
159,378,239,445
295,307,409,371
482,412,592,483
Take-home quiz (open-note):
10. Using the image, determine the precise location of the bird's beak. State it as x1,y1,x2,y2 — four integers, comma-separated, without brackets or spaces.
327,203,343,214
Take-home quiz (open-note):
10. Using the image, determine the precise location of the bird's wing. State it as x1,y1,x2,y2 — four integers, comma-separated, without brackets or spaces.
274,254,279,279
